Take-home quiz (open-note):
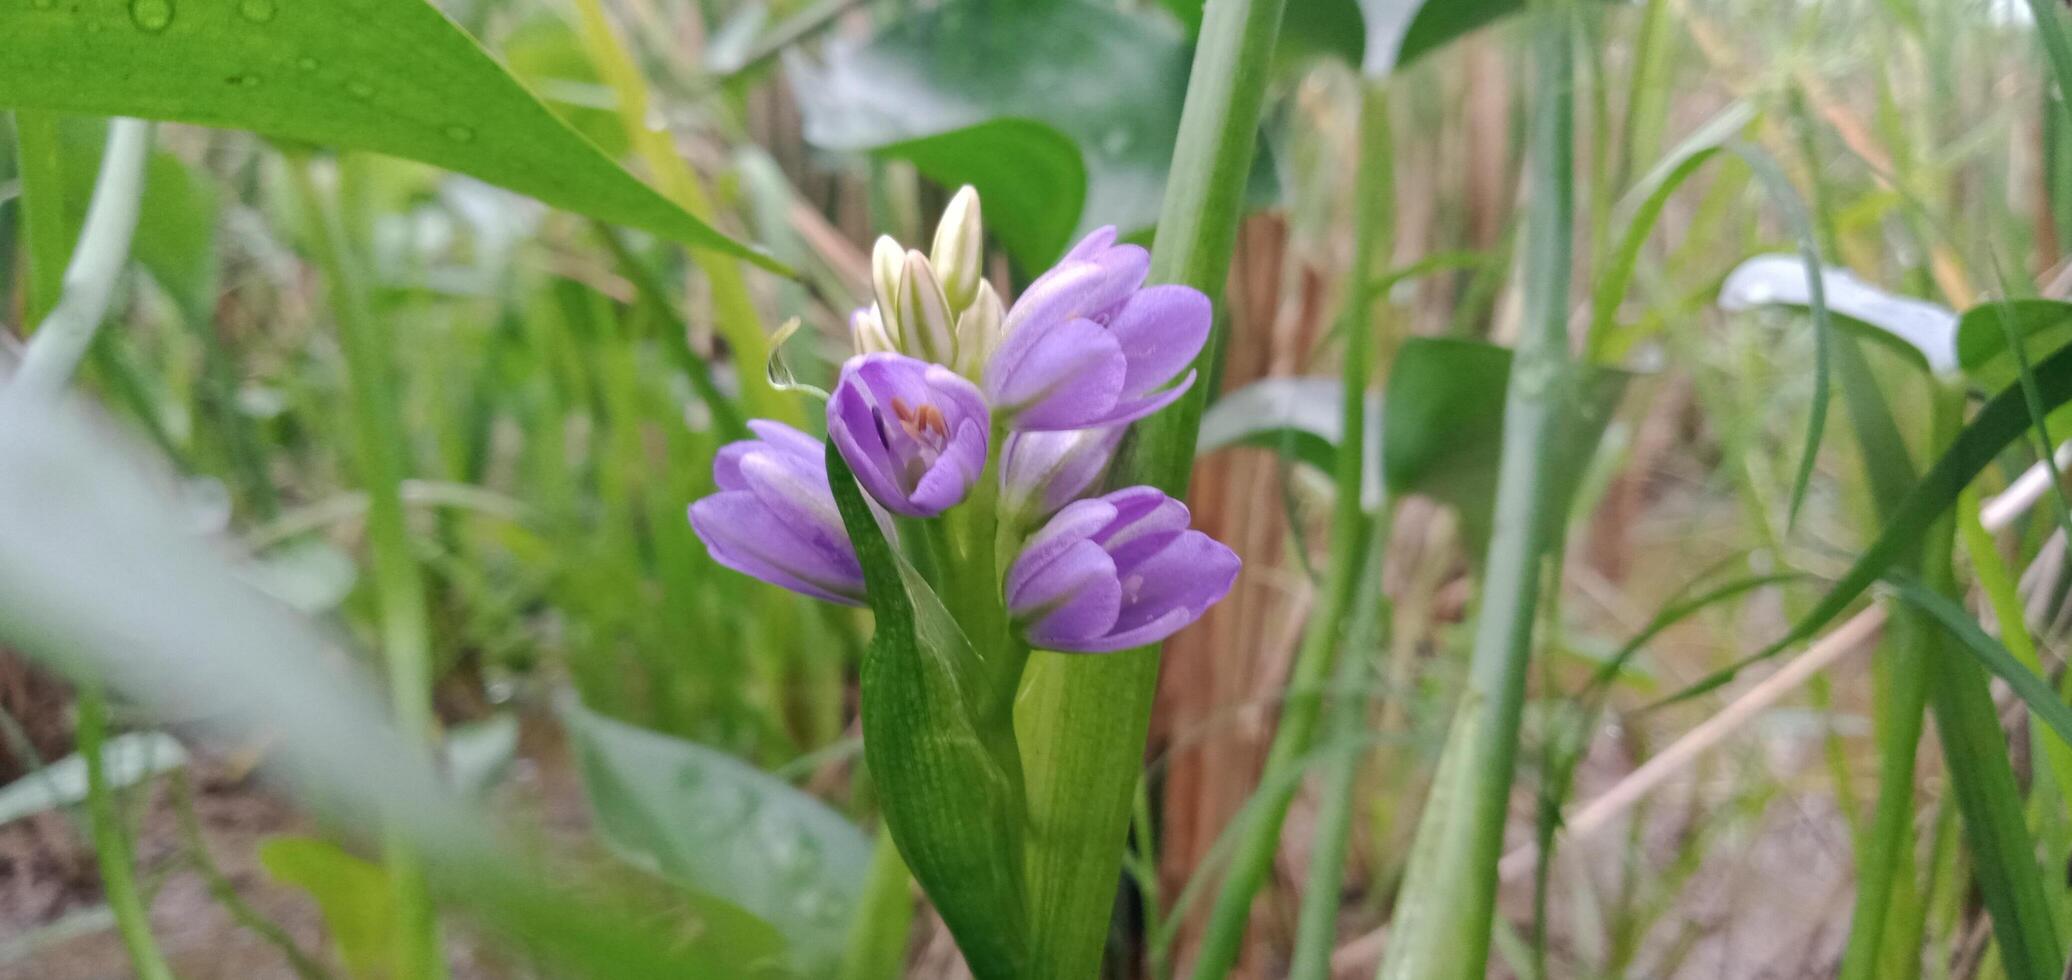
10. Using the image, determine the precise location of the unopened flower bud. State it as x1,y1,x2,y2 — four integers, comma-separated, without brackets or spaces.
871,236,905,339
953,281,1005,377
851,305,895,355
931,186,984,311
895,250,956,366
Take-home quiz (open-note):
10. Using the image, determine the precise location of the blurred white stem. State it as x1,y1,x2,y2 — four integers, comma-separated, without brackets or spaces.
4,119,151,405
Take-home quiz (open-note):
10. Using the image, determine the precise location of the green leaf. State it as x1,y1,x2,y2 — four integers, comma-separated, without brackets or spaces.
823,441,1029,979
0,732,187,826
260,836,399,980
875,120,1087,276
561,696,872,976
1887,578,2072,756
1195,377,1383,507
1382,337,1630,554
0,0,783,272
792,0,1272,270
1954,298,2072,390
1358,0,1533,77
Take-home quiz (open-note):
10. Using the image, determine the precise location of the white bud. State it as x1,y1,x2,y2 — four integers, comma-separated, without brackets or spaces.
851,305,895,355
870,236,905,340
930,186,984,312
953,281,1005,377
895,250,956,365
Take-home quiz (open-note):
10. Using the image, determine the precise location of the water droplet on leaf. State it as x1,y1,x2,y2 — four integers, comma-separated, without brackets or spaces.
236,0,274,21
129,0,173,32
295,56,318,71
443,124,475,143
345,79,374,99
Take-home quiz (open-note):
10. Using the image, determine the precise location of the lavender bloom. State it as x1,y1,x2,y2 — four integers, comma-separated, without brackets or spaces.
1005,487,1239,653
984,227,1211,431
689,421,864,605
828,352,991,517
999,426,1124,526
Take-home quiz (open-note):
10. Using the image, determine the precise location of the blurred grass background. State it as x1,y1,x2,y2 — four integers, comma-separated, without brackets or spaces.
3,0,2068,976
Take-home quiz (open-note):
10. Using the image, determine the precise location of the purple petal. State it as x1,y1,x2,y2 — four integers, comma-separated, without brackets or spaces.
921,363,991,428
746,420,825,464
736,452,845,545
1061,530,1239,652
1096,486,1193,570
1001,427,1124,520
1014,541,1123,648
689,494,864,605
826,375,912,515
985,317,1126,426
1108,285,1211,398
908,417,988,513
713,442,755,491
1062,226,1119,262
1000,245,1150,338
1066,608,1195,654
1110,529,1239,634
1007,497,1120,602
1054,371,1197,432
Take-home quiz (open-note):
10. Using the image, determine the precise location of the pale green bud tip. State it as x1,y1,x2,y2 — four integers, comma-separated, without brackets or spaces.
953,281,1005,377
931,186,984,311
895,250,955,365
851,305,895,355
870,236,905,334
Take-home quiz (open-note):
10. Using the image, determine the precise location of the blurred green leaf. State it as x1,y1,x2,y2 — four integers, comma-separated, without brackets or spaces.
0,732,187,826
0,399,780,980
1954,299,2072,390
1196,377,1383,508
1383,337,1630,554
260,836,397,980
441,714,518,798
1358,0,1532,76
792,0,1271,269
824,442,1030,978
562,697,871,976
876,121,1087,275
0,0,781,271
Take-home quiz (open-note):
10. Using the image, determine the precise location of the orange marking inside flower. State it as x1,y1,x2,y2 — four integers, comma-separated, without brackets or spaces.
890,396,949,444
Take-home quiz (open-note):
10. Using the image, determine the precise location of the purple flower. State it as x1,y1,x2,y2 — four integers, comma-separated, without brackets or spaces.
983,227,1211,431
828,353,991,517
999,426,1124,526
1005,487,1239,653
689,421,864,605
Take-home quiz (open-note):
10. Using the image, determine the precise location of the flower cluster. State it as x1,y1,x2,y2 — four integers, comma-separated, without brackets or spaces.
689,188,1238,653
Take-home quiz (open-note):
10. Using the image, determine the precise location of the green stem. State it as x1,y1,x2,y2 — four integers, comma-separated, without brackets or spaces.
1191,73,1390,978
78,689,174,980
285,160,446,980
1012,0,1286,972
1378,9,1574,978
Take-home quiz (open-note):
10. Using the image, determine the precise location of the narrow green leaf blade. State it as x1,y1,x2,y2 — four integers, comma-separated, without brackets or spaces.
0,0,784,271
